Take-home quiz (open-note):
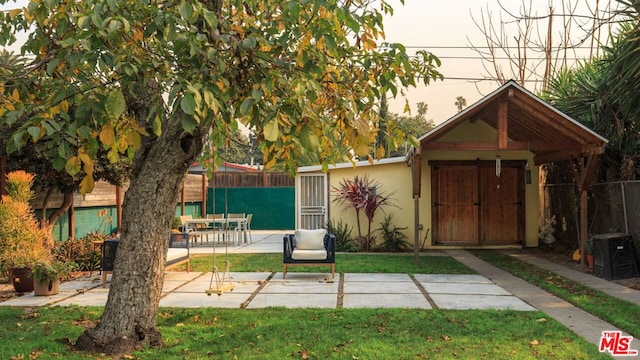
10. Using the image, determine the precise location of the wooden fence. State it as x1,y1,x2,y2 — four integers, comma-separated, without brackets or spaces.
210,172,295,188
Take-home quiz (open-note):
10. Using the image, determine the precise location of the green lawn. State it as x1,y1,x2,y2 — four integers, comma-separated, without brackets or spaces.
0,252,622,359
0,306,610,359
188,253,475,274
472,250,640,338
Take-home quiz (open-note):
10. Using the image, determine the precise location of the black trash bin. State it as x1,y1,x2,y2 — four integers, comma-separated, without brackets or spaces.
592,233,639,280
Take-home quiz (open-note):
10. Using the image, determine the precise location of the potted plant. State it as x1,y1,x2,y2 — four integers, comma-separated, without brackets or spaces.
33,260,78,296
0,171,54,293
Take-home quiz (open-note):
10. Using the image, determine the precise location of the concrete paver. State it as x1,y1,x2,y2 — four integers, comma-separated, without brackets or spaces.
430,293,534,311
342,293,432,309
248,293,337,309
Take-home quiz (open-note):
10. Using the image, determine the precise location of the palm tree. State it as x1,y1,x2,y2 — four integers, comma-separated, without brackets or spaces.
542,10,640,181
454,96,467,112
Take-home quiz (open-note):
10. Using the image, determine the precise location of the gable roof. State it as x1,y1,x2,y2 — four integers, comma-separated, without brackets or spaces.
419,80,607,165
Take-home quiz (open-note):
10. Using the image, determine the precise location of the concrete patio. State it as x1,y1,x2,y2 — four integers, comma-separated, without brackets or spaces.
2,230,639,356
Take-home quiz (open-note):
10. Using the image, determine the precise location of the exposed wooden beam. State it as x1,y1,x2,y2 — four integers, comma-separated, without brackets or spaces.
423,140,585,152
423,142,500,151
510,92,592,141
580,191,587,265
579,153,601,193
533,145,605,165
497,100,508,149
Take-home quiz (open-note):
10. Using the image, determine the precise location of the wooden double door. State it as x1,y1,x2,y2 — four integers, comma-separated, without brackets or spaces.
430,160,525,246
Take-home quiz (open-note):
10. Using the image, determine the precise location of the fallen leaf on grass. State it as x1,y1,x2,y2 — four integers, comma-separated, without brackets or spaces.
530,340,539,346
442,335,451,341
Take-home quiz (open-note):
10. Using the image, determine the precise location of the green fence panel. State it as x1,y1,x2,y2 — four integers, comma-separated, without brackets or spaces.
41,202,203,241
207,187,294,230
38,207,119,241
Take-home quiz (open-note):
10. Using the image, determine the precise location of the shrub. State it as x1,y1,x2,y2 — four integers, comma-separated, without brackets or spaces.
376,214,410,252
54,232,103,272
326,219,358,252
0,171,53,270
332,175,396,251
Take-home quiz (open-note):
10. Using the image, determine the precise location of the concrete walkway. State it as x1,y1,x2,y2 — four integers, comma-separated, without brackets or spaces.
2,231,639,357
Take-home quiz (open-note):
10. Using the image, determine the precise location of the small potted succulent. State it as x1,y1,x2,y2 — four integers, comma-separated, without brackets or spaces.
33,260,78,296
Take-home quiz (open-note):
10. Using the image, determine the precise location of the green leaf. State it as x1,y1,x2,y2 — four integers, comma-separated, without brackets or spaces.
299,125,319,150
181,116,197,133
202,9,218,28
53,155,65,171
46,58,61,75
203,90,220,115
178,0,194,23
180,93,196,115
27,126,41,141
251,89,263,100
264,118,279,142
152,115,162,136
57,142,68,159
105,89,126,117
239,97,255,116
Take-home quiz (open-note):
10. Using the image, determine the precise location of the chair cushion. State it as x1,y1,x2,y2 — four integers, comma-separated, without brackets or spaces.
291,249,328,261
167,248,189,263
294,229,327,250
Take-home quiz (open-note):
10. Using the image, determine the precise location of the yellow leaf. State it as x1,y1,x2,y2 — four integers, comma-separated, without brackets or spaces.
8,8,21,18
11,89,20,102
530,340,539,346
79,174,95,195
132,27,144,42
264,156,276,169
99,125,115,146
59,100,69,112
126,130,142,150
65,156,81,176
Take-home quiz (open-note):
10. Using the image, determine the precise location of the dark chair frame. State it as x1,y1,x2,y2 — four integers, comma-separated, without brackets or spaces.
101,233,190,287
283,233,335,278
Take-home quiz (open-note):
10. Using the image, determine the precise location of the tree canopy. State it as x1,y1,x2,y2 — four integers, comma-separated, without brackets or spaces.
541,1,640,181
1,0,442,187
1,0,442,355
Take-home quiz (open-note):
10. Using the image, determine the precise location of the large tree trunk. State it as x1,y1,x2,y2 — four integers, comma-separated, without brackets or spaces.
75,104,206,355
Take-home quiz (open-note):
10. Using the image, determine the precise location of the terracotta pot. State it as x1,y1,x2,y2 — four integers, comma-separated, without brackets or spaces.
11,267,34,293
34,278,60,296
586,254,594,269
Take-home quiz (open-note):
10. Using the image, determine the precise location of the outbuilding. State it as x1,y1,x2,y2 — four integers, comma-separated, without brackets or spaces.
297,80,607,252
